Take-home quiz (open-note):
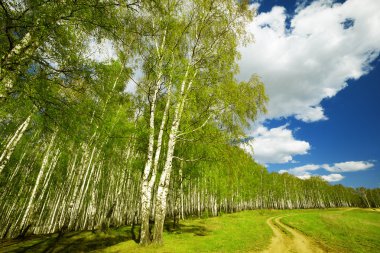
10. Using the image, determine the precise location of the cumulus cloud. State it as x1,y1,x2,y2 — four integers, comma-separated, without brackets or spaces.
286,164,320,174
321,173,345,182
279,164,319,180
322,161,374,172
240,125,310,164
239,0,380,122
279,160,374,182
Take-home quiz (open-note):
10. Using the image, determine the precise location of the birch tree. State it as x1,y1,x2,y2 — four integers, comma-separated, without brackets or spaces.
135,0,266,244
1,0,379,245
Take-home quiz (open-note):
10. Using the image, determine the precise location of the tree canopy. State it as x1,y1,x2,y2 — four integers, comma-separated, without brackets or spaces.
1,0,379,245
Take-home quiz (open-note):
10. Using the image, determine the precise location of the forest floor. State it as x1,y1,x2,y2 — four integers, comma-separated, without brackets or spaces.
0,208,379,253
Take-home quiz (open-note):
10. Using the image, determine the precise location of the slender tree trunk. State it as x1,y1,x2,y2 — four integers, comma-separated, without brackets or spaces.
152,70,194,244
19,132,56,233
140,77,161,245
1,31,39,96
179,163,184,220
139,26,168,245
140,93,158,244
0,115,31,174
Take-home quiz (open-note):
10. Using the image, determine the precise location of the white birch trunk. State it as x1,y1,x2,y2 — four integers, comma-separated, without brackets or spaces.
1,32,39,96
70,145,97,229
139,32,167,244
152,69,195,243
0,115,31,174
19,132,56,232
140,79,160,244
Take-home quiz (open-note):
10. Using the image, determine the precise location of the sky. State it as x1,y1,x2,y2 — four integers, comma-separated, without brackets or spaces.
238,0,380,188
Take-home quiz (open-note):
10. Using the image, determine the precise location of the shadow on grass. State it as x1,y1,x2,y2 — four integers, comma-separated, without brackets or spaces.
0,221,210,252
0,229,132,253
165,222,210,237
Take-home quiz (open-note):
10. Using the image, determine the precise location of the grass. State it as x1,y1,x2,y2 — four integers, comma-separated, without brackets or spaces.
0,210,274,253
281,208,380,253
96,210,274,253
271,216,293,238
0,226,133,253
1,208,379,252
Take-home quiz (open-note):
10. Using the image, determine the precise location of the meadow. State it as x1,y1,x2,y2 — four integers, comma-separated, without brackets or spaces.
1,208,379,253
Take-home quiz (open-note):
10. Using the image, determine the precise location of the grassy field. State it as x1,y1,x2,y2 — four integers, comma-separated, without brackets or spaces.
0,210,275,253
99,210,274,253
1,208,379,252
281,208,380,253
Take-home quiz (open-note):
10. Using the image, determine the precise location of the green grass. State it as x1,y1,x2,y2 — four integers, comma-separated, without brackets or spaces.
2,208,379,253
271,216,293,238
0,226,133,253
0,210,274,253
281,208,380,253
96,210,274,253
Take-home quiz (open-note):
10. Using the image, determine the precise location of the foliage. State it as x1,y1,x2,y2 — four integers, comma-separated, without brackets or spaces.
0,0,379,246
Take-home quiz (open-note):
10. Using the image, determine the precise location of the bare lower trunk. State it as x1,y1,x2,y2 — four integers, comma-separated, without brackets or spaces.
139,28,168,244
152,72,193,244
139,78,161,245
0,115,31,174
19,132,56,232
152,180,169,244
139,180,153,245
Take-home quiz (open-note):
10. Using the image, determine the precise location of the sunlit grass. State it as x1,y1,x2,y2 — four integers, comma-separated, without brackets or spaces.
281,208,380,253
2,208,379,253
0,210,273,253
99,210,273,253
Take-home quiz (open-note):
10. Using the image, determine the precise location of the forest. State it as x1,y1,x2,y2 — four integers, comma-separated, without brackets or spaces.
1,0,379,247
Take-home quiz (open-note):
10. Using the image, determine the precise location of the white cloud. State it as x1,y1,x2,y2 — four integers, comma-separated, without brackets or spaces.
321,173,344,182
279,164,319,180
86,38,117,63
297,173,312,180
279,160,374,182
294,106,327,122
240,125,310,164
239,0,380,122
287,164,320,174
322,161,374,172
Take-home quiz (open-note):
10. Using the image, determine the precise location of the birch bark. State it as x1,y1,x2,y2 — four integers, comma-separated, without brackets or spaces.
152,68,195,244
19,132,56,232
0,115,31,174
139,25,167,245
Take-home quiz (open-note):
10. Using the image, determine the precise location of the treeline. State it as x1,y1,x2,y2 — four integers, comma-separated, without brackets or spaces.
1,122,379,240
0,0,379,243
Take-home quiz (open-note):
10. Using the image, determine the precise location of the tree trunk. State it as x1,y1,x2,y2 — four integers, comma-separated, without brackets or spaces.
152,71,194,244
139,27,168,245
19,132,56,233
0,115,31,174
139,74,161,245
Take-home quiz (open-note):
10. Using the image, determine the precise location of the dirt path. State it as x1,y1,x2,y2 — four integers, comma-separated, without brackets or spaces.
262,215,325,253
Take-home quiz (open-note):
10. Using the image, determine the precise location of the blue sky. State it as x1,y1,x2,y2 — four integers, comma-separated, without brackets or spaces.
238,0,380,188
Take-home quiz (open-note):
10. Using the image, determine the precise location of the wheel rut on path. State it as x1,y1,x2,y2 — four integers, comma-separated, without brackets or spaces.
261,215,325,253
